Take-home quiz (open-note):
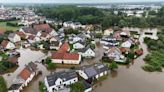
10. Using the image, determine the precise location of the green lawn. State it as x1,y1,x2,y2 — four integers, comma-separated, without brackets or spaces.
0,20,20,31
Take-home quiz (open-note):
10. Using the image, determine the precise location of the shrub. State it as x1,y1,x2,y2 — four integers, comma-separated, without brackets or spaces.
70,81,85,92
0,76,7,92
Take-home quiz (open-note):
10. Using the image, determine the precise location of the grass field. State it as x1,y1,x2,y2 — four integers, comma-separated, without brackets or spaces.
0,20,20,31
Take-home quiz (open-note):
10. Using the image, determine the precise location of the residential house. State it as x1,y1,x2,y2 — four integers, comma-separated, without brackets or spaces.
103,28,114,36
51,52,81,64
8,62,37,92
77,63,108,80
77,47,95,58
1,40,15,50
142,28,158,40
121,40,133,48
100,36,119,47
16,32,26,40
8,33,21,43
50,41,62,50
73,41,85,49
19,27,36,36
44,70,78,92
58,42,70,53
27,35,41,43
63,21,73,28
120,30,130,37
106,47,125,63
113,31,122,40
69,34,85,44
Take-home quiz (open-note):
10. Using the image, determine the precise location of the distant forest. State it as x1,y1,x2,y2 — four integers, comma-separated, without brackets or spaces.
36,5,164,29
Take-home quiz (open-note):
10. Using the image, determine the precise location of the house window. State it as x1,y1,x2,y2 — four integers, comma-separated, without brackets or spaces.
52,88,55,91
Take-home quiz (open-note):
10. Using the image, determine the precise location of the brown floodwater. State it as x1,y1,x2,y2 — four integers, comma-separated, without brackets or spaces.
93,35,164,92
5,36,164,92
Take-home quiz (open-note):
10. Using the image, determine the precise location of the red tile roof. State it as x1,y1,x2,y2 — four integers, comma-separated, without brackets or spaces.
33,24,52,32
51,52,63,59
135,49,143,56
19,68,31,80
51,52,80,60
1,40,9,47
120,47,126,53
58,42,70,53
63,53,80,60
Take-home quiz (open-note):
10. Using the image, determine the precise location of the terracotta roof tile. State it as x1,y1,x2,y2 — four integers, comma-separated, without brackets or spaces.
51,52,63,59
33,24,52,32
51,52,80,60
19,68,31,80
58,42,70,53
63,53,80,60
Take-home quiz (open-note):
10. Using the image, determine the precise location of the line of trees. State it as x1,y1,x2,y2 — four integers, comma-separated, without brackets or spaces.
36,6,164,29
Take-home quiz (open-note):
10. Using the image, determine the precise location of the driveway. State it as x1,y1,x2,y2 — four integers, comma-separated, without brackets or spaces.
3,48,47,88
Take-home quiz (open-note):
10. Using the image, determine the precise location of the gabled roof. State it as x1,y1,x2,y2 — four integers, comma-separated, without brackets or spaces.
51,52,80,60
1,40,9,47
16,32,26,38
22,27,36,35
46,70,77,87
108,47,121,54
74,41,86,46
77,47,93,53
19,68,31,81
51,52,63,59
84,67,97,78
8,33,16,38
63,53,80,60
79,63,108,78
33,24,52,33
58,42,70,53
19,62,37,81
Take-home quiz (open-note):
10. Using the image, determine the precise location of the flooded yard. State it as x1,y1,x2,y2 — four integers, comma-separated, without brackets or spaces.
3,48,47,88
93,35,164,92
3,35,164,92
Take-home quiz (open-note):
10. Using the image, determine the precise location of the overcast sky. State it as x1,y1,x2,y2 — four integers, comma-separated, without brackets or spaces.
0,0,163,3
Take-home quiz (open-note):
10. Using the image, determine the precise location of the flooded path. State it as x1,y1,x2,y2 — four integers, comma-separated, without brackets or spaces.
4,35,164,92
93,35,164,92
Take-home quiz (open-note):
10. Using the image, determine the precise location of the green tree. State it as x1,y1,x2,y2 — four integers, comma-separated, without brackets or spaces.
70,81,85,92
109,61,118,70
0,76,7,92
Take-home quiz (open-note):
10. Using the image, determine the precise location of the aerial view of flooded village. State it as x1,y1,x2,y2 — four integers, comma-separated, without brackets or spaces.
0,0,164,92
